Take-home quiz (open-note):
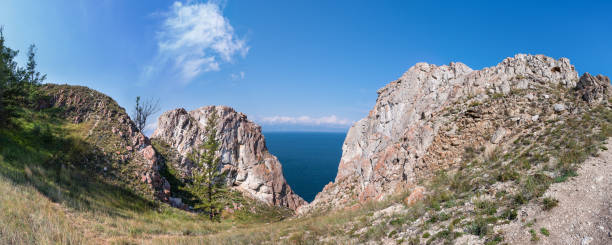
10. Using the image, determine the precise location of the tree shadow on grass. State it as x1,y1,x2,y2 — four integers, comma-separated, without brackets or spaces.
0,108,158,218
152,139,197,207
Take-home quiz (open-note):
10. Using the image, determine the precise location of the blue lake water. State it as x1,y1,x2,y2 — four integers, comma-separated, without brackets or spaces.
264,132,346,202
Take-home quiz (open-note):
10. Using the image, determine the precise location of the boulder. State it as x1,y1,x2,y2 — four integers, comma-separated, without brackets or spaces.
553,104,566,112
140,145,156,165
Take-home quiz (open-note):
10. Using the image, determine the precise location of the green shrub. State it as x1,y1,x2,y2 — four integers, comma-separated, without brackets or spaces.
475,200,498,215
522,173,552,200
484,234,504,245
500,209,517,221
542,197,558,211
389,217,406,227
497,168,519,182
529,229,539,241
513,194,527,205
491,93,504,99
467,217,491,237
554,166,577,183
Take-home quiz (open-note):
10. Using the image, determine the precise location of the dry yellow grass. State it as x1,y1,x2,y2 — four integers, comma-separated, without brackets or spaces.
0,175,83,245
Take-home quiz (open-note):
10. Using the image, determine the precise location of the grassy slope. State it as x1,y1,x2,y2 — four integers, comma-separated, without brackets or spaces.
1,85,610,244
39,84,158,199
0,105,289,244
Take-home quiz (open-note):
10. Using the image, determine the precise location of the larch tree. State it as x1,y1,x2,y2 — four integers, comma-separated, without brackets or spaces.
187,112,227,221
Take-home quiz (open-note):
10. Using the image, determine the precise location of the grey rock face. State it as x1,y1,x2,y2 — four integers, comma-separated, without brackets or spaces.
152,106,306,210
298,54,580,214
576,73,612,104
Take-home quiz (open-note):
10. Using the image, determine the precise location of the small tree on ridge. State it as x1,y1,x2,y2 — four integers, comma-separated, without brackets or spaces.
132,96,160,132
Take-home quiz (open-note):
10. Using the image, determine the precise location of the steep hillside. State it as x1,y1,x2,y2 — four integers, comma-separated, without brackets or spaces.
152,106,306,210
40,84,171,200
0,84,293,244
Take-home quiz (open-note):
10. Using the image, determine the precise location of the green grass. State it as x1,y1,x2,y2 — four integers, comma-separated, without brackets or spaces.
2,84,612,244
0,175,83,244
0,103,411,244
0,106,279,244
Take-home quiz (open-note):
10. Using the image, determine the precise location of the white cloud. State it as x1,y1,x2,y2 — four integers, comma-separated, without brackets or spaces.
230,71,245,80
143,119,158,136
148,1,248,83
260,115,354,127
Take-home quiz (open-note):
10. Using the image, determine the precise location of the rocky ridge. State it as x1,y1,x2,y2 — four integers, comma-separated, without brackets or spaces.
41,84,171,202
299,54,601,214
152,106,306,210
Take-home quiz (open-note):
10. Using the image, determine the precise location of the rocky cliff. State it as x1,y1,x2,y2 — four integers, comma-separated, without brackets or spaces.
152,106,306,210
299,54,608,214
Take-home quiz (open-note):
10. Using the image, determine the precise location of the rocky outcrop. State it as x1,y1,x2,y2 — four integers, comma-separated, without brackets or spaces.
41,84,171,202
299,54,585,214
152,106,306,210
576,72,612,104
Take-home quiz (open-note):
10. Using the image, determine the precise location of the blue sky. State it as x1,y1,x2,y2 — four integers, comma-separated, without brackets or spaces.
1,0,611,133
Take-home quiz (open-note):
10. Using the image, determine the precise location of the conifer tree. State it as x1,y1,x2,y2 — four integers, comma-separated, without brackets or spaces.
25,44,46,85
0,27,46,118
0,27,23,122
0,28,8,122
187,112,227,221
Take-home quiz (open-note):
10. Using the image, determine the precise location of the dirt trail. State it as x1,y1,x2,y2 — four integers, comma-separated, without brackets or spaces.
499,142,612,244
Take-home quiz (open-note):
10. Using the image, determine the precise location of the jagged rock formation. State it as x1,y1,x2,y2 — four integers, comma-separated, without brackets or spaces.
299,54,607,214
41,84,171,201
576,72,612,104
152,106,306,210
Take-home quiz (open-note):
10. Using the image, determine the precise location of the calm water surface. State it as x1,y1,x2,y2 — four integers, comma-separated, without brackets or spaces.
264,132,346,202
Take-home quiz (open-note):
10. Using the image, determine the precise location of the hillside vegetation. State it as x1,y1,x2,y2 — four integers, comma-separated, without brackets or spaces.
0,32,290,244
168,80,612,245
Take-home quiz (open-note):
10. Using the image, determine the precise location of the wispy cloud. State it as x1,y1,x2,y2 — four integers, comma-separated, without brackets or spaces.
143,118,158,136
259,115,354,127
230,71,245,80
144,1,248,83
